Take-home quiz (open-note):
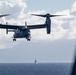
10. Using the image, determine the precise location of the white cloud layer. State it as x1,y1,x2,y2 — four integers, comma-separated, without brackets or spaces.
0,0,76,49
71,1,76,12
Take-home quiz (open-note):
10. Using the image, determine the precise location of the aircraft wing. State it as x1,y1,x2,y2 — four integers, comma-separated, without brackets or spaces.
0,24,46,29
0,24,23,29
27,24,46,29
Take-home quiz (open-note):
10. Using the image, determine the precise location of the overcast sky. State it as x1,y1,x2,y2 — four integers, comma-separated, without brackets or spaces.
0,0,76,63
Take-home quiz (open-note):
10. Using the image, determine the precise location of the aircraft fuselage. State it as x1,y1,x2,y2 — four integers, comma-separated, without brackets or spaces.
13,28,31,41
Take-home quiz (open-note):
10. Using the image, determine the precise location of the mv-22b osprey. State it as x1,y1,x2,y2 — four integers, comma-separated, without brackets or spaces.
0,13,62,41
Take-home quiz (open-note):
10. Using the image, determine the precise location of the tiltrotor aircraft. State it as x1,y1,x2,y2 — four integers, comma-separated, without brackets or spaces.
0,13,63,41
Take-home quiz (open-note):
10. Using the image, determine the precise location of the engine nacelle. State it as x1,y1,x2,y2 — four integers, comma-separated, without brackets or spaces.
46,17,51,34
46,23,51,34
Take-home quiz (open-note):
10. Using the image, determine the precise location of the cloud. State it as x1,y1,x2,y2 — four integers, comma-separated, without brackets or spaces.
0,0,27,14
0,0,27,20
71,1,76,13
0,0,75,49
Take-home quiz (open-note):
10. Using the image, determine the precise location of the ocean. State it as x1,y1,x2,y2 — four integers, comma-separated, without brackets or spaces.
0,63,72,75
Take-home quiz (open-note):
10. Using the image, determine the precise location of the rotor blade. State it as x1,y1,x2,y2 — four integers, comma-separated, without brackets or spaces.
31,14,46,17
31,14,64,17
0,14,10,18
49,15,64,17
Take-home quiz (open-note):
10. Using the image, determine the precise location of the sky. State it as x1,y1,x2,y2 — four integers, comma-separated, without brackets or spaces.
26,0,75,13
0,0,76,63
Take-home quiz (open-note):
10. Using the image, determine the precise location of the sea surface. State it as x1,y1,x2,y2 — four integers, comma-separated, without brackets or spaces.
0,63,72,75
